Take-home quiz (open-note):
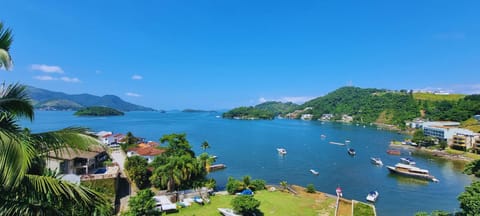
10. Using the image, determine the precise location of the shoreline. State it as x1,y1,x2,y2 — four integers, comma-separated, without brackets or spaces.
389,143,474,162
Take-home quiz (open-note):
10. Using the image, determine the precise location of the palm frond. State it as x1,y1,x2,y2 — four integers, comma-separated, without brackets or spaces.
0,22,13,70
0,131,35,188
0,49,12,70
0,174,110,216
31,127,101,153
0,83,34,120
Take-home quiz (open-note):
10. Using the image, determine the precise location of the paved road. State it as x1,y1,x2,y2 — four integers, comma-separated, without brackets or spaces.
110,148,127,177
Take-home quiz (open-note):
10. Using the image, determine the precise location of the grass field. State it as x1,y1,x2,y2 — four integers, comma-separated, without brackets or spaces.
445,148,480,160
174,187,337,216
413,93,465,101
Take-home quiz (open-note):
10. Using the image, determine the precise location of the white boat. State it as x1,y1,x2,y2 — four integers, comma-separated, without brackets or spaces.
366,191,379,202
277,148,287,155
387,163,438,182
320,134,326,138
218,208,241,216
370,157,383,166
310,169,319,175
400,157,416,165
347,148,356,156
345,140,351,143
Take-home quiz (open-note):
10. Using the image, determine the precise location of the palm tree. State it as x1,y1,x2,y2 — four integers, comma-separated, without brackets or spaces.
0,21,110,215
200,140,210,152
280,181,288,191
0,22,13,70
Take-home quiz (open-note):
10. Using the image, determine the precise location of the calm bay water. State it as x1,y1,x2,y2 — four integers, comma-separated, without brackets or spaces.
22,111,476,216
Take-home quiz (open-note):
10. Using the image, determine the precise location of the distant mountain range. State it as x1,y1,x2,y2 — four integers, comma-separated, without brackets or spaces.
26,86,156,111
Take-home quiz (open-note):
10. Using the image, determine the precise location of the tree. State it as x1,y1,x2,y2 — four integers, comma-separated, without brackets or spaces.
280,181,288,191
226,177,242,194
125,156,149,189
160,133,195,157
0,21,109,215
231,195,261,215
463,160,480,177
412,129,425,144
0,22,13,70
201,140,210,152
122,189,160,216
458,181,480,215
306,184,316,193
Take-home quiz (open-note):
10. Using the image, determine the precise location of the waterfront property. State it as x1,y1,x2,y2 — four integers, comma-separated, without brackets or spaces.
45,146,108,175
126,142,165,163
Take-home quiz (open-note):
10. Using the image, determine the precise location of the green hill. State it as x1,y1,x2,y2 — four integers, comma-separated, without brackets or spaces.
27,86,156,111
224,87,480,127
254,101,299,115
74,106,124,116
222,101,299,120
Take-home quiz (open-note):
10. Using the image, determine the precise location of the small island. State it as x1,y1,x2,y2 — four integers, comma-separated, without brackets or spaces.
74,106,125,116
222,106,275,120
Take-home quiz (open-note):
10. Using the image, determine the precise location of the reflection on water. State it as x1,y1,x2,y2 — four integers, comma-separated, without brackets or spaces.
387,173,429,186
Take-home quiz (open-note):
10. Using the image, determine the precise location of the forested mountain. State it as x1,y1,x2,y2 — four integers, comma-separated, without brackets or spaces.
27,86,156,111
224,86,480,128
254,101,300,115
222,101,298,120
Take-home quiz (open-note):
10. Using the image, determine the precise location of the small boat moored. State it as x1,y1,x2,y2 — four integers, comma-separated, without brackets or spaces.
277,148,287,155
347,148,356,156
400,157,416,165
370,157,383,166
310,169,319,175
366,191,379,202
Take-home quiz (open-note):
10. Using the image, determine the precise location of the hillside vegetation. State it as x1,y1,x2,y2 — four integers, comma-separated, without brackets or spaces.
74,106,124,116
27,86,155,111
225,87,480,127
223,101,298,120
413,92,465,101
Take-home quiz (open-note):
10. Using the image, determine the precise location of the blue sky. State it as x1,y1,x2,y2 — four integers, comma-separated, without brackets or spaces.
2,1,479,110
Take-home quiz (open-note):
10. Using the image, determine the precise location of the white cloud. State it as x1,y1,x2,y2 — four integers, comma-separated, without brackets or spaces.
34,75,56,81
257,96,315,104
415,84,480,95
60,77,81,83
126,92,141,97
132,75,143,80
31,64,64,74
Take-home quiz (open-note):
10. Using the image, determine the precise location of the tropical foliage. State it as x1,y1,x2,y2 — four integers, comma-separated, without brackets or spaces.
458,181,480,215
231,195,261,215
0,21,110,215
463,160,480,177
226,176,266,195
0,22,13,70
122,189,160,216
150,133,208,191
125,156,149,189
223,106,275,120
74,106,124,116
254,101,299,115
306,184,316,193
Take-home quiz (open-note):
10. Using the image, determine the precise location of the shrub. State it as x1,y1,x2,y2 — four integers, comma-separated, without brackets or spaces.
250,179,266,191
226,177,242,195
231,195,261,215
306,184,316,193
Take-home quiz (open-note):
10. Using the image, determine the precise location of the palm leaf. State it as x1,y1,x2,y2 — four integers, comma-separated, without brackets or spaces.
0,130,35,188
0,22,13,70
31,127,101,154
0,83,34,121
0,49,12,70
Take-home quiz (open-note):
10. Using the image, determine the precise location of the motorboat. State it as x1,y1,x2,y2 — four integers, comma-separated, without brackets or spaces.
366,191,379,202
387,163,438,182
347,148,356,156
400,157,416,165
310,169,319,175
370,157,383,166
336,186,343,197
218,208,241,216
277,148,287,155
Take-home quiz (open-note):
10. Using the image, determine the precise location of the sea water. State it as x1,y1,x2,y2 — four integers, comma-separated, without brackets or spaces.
21,111,475,215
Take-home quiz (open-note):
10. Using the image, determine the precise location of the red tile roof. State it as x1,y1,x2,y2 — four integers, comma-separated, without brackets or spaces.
132,146,166,156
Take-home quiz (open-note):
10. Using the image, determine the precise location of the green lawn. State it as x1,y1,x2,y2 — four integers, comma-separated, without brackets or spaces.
445,148,480,160
173,190,336,216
